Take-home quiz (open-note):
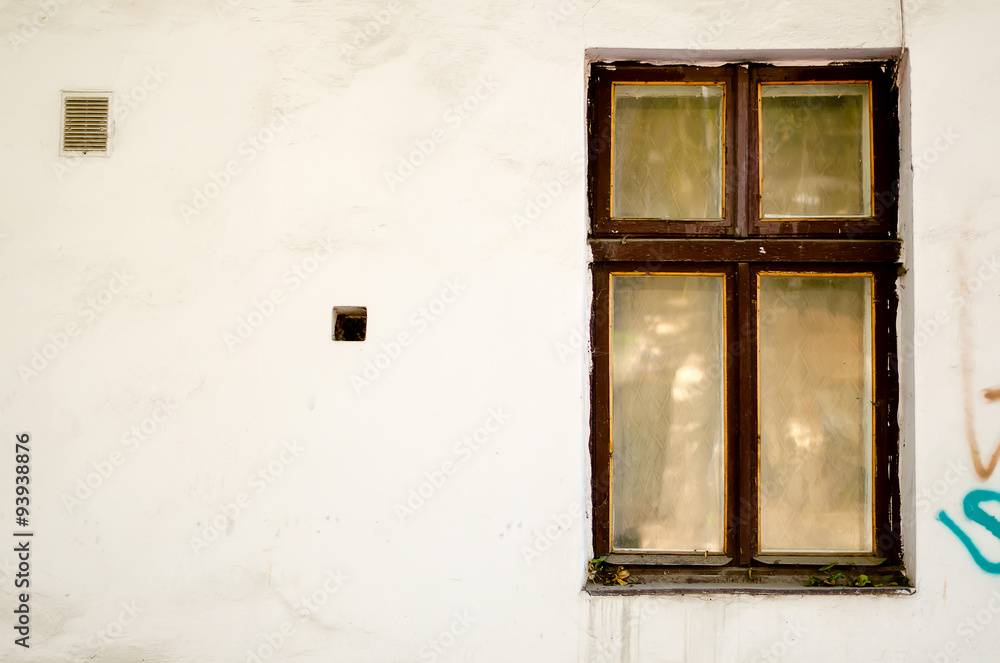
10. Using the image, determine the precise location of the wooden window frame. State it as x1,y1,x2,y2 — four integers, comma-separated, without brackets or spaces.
589,65,739,237
587,60,906,592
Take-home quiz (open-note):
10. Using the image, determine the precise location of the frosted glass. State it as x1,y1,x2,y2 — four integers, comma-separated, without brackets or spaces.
760,83,871,218
758,274,873,553
610,274,726,552
613,84,724,220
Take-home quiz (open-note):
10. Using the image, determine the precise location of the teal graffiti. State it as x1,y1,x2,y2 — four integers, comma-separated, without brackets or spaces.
939,489,1000,574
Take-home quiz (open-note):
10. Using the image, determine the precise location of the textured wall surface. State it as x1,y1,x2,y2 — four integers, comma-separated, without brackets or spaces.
0,0,997,661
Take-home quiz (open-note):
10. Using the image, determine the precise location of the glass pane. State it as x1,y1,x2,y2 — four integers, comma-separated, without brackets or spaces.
760,83,871,218
613,84,724,220
610,274,726,552
758,274,873,553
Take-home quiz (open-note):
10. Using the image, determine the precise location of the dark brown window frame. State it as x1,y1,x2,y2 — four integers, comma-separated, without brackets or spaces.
587,60,906,592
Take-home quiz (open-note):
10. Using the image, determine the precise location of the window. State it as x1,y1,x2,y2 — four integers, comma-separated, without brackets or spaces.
587,61,905,590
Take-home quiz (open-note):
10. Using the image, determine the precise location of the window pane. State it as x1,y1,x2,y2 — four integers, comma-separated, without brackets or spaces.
760,83,871,218
610,274,726,552
613,84,724,220
758,274,873,553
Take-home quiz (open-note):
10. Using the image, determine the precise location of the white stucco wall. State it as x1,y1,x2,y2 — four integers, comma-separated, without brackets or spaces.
0,0,998,661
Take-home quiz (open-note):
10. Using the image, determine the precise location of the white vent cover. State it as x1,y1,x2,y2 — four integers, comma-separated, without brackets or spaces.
60,91,112,157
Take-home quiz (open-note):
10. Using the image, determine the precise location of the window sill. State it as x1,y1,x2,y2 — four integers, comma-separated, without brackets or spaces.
583,567,913,596
584,581,916,596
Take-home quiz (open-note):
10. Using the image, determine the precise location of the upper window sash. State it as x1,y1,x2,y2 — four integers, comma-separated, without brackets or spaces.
587,62,899,240
747,63,899,238
589,64,739,237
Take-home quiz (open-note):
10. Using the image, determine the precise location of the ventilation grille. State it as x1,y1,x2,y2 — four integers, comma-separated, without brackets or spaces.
61,92,112,156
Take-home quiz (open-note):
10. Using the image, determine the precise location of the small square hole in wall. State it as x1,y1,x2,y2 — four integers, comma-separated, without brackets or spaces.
333,307,367,341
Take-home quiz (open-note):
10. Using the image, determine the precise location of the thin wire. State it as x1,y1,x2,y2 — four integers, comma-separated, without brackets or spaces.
895,0,906,88
898,0,906,52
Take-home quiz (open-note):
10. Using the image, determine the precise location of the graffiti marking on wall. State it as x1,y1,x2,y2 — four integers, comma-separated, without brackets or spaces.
939,256,1000,571
939,489,1000,574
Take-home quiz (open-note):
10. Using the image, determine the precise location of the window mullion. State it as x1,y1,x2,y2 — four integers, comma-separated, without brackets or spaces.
735,261,757,565
735,64,751,238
